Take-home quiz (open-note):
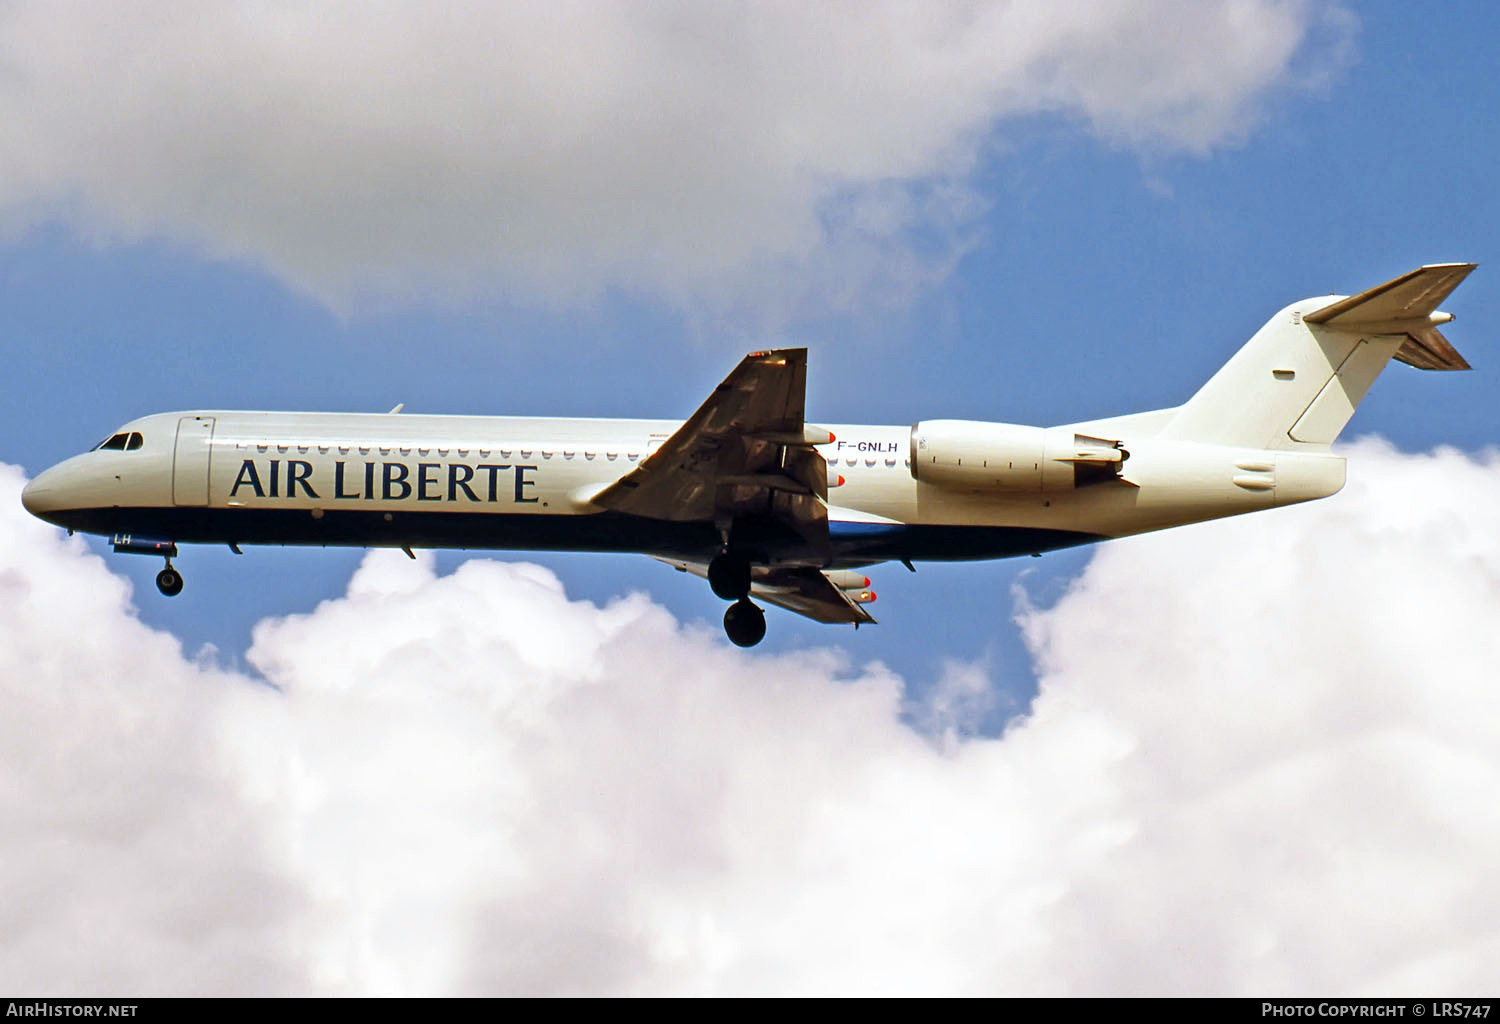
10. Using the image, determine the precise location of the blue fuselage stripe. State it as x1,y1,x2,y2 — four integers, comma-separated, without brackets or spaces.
43,505,1105,566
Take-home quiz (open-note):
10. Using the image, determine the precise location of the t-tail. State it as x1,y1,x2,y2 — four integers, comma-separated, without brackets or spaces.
1161,263,1477,450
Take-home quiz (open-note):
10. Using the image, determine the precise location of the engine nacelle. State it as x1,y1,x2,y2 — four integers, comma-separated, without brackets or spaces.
909,420,1125,493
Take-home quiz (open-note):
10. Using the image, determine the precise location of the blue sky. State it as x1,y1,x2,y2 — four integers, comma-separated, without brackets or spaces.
4,1,1500,994
7,0,1495,702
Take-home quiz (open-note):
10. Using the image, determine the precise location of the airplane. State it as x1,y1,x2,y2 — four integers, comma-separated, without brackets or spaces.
21,263,1476,648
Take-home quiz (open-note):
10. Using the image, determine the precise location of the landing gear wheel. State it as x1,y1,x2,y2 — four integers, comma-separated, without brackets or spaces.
156,565,183,597
708,553,752,600
723,599,766,648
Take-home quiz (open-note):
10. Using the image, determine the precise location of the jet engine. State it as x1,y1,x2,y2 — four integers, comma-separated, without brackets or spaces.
909,420,1126,493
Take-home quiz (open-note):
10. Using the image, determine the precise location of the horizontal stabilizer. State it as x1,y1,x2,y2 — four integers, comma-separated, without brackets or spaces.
1304,263,1476,371
1392,326,1469,371
1304,263,1475,326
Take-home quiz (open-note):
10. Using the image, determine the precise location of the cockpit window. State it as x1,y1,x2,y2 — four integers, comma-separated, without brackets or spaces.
94,432,144,451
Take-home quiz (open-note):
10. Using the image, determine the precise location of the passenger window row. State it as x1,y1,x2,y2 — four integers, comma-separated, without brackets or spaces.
233,442,644,461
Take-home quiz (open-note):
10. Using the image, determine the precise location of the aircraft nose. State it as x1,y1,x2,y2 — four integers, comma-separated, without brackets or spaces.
22,455,125,530
20,473,57,517
21,462,86,526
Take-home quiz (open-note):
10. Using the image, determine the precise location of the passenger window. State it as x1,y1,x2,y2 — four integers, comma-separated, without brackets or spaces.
96,433,129,451
125,432,144,451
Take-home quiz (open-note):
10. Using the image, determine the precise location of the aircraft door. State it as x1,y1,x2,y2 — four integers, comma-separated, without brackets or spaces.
172,416,216,506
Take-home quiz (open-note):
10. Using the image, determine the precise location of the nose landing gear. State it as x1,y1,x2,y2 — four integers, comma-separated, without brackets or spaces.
111,535,184,598
156,562,184,597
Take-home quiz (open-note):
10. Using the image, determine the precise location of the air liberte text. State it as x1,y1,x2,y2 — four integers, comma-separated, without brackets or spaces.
230,459,540,503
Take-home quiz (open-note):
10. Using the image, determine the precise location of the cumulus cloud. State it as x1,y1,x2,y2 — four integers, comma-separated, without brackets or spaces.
0,463,311,995
0,1,1352,316
4,437,1497,995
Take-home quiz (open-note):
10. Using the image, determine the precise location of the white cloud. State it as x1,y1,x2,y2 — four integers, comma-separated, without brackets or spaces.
0,1,1351,317
1010,438,1500,994
4,437,1496,995
0,463,313,995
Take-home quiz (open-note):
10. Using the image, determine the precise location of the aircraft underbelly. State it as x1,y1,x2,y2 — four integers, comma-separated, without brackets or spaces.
46,502,1104,566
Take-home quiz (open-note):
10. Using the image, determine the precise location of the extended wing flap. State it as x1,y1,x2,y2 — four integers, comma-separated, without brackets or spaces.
752,567,876,625
659,558,876,626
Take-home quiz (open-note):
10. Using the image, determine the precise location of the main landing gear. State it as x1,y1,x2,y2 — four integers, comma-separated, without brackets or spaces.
707,552,752,601
156,562,184,597
709,551,766,647
723,598,766,648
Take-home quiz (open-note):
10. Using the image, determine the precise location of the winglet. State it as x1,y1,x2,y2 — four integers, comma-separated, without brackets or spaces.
1304,263,1477,370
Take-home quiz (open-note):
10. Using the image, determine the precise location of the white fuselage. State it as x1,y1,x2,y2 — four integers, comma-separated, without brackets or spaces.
21,408,1346,568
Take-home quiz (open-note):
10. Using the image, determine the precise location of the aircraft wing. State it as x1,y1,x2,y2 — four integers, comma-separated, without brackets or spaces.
658,558,877,626
591,348,830,555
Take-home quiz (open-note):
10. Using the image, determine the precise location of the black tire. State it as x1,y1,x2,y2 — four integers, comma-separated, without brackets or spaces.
156,567,184,597
723,599,766,648
708,552,752,600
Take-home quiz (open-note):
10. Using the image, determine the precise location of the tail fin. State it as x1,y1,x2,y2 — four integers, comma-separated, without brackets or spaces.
1162,263,1476,450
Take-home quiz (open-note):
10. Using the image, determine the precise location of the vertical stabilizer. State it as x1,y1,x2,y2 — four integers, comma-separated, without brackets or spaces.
1162,264,1475,450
